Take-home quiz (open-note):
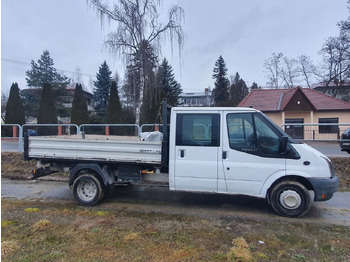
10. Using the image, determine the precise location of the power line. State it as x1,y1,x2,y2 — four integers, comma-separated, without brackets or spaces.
1,57,96,78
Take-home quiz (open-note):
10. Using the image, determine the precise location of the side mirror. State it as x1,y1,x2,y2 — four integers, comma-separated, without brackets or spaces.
279,136,288,154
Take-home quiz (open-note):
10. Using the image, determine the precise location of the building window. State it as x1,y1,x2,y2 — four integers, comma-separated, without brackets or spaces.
318,118,339,134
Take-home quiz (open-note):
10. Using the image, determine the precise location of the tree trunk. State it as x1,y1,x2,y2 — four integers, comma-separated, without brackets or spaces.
135,64,145,126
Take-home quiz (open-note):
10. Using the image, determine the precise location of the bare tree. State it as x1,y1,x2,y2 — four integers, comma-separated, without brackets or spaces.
338,14,350,82
1,91,9,117
89,0,185,125
71,66,85,89
297,55,316,88
317,36,350,86
281,57,299,88
264,52,284,88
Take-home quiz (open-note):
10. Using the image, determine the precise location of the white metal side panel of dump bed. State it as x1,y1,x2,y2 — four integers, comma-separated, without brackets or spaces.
28,136,162,164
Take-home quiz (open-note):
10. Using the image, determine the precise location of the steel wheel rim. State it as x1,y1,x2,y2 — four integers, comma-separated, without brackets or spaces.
279,190,302,210
77,180,97,201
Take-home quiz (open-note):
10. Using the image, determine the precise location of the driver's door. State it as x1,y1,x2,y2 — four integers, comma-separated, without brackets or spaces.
222,112,286,196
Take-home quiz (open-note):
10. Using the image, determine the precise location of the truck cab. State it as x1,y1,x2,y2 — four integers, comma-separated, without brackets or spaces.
168,107,339,217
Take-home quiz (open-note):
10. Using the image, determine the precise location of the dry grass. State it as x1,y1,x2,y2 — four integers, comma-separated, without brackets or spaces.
32,219,52,231
1,152,68,181
227,237,253,261
2,199,350,262
1,241,19,257
331,157,350,191
24,207,40,213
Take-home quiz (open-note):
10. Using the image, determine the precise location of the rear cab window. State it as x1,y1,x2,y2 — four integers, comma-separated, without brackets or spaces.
176,114,220,147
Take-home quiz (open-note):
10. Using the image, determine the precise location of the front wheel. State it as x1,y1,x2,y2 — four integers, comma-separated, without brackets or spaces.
269,181,312,217
73,174,104,206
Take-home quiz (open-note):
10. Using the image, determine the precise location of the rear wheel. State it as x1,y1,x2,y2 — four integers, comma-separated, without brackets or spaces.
73,174,104,206
270,181,311,217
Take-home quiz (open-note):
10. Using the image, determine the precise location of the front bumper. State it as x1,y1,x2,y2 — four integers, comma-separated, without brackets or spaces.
340,141,350,151
307,176,339,201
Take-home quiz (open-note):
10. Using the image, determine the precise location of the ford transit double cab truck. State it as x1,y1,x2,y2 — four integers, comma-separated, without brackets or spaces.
25,103,339,217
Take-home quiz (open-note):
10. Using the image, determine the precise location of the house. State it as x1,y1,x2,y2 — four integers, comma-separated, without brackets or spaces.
61,86,94,111
58,86,94,124
179,88,213,107
238,86,350,140
22,86,93,124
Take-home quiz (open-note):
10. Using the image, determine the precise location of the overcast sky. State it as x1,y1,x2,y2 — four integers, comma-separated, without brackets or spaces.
1,0,349,95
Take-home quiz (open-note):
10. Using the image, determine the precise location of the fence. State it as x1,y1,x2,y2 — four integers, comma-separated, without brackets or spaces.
1,123,151,152
2,123,350,152
79,124,140,137
1,124,22,152
1,124,79,152
280,123,350,141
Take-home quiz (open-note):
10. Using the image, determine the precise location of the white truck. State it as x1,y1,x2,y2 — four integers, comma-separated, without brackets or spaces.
24,103,339,217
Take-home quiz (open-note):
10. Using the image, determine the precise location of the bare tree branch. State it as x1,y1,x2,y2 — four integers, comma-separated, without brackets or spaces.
89,0,184,125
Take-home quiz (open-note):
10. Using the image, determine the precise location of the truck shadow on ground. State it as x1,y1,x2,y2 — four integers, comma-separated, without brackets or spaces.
102,184,335,224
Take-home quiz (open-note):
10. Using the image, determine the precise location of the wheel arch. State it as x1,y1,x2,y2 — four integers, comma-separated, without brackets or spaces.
69,163,114,187
265,175,314,204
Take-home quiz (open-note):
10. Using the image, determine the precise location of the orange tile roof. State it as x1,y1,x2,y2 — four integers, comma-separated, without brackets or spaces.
239,87,350,111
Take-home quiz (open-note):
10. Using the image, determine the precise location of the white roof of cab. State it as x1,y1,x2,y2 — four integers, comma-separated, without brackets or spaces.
172,107,259,113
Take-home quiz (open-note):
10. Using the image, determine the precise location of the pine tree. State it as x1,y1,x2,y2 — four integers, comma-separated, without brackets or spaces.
20,88,42,119
93,61,113,122
37,83,57,135
5,83,25,125
25,50,70,89
158,58,182,106
122,66,138,122
229,72,249,106
106,81,123,124
127,40,158,125
140,58,182,124
250,82,260,90
212,55,230,106
24,50,70,119
71,84,89,126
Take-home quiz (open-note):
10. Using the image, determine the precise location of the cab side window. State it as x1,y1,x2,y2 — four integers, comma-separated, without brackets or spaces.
176,114,220,147
227,113,281,155
227,113,255,148
253,114,280,154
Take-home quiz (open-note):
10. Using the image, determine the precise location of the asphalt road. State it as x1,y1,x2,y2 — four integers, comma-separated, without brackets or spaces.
1,140,21,152
2,178,350,226
305,141,350,157
1,139,349,157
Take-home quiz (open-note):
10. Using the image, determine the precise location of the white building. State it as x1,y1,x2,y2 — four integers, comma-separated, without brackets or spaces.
179,88,213,107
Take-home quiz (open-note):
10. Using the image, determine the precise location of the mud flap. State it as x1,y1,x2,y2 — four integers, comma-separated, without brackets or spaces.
32,167,59,179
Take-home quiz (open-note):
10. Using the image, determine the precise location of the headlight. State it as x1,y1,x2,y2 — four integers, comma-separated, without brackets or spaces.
320,156,335,178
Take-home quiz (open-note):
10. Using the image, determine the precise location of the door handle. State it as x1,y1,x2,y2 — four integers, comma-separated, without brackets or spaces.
180,149,185,158
223,151,227,159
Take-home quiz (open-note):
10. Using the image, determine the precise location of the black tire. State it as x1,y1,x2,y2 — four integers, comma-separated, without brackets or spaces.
73,174,104,206
269,181,311,218
347,150,350,155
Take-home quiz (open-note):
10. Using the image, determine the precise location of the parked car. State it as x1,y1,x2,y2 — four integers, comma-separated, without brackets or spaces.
340,128,350,154
27,129,37,136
